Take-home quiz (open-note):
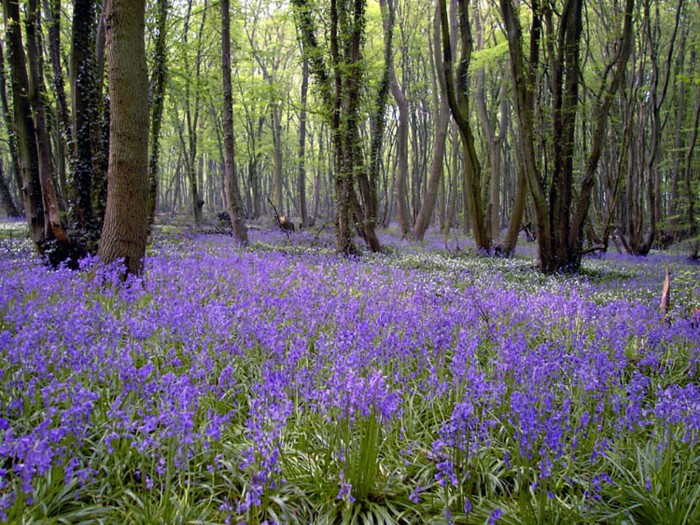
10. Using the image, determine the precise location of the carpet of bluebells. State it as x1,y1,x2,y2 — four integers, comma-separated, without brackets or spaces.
1,221,699,524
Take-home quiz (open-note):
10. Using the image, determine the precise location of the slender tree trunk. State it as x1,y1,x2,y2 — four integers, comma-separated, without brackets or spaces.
684,85,700,259
298,55,309,227
438,0,490,252
3,0,45,244
473,4,504,245
379,0,409,237
393,79,410,236
414,2,450,241
221,0,248,245
183,0,207,226
669,24,687,233
293,0,379,254
98,0,149,275
444,121,459,233
271,104,284,212
502,162,527,254
569,0,634,265
147,0,168,228
45,0,72,204
0,41,22,215
500,0,552,269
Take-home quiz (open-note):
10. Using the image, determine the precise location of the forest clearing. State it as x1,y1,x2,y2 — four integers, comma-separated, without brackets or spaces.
1,220,699,524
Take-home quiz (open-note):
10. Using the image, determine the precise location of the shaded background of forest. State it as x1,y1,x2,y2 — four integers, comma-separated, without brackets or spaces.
0,0,698,271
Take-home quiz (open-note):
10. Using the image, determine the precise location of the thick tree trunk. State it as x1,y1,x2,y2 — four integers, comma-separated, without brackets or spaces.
23,0,83,264
547,0,583,270
98,0,149,275
221,0,248,245
70,0,100,238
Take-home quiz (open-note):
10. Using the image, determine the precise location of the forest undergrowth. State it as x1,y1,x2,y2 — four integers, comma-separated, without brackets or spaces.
1,220,699,524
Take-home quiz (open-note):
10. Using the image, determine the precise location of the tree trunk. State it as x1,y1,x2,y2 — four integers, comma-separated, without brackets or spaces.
438,0,490,252
292,0,380,254
221,0,248,245
27,0,81,262
70,0,100,239
271,104,284,213
147,0,168,228
3,0,45,244
569,0,634,264
500,0,552,269
0,40,22,215
45,0,72,205
501,0,632,272
379,0,409,237
298,55,309,227
183,0,207,226
0,157,19,217
98,0,149,276
684,85,700,259
669,24,687,235
414,2,450,241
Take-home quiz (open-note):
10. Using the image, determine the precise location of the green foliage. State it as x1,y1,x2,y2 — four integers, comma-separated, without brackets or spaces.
597,438,700,525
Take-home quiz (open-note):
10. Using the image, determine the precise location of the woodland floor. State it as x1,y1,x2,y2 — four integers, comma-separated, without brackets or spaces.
0,215,699,524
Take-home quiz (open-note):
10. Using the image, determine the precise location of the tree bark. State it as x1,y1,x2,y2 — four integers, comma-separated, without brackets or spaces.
98,0,149,276
22,0,83,264
414,2,450,241
500,0,552,269
147,0,168,228
3,0,45,244
292,0,380,254
298,55,309,227
44,0,72,203
0,157,19,217
379,0,409,236
70,0,100,237
271,104,284,212
438,0,490,252
182,0,207,226
0,40,22,215
221,0,248,245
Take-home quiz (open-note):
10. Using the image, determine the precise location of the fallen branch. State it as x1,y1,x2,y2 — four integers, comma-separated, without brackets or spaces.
266,197,295,235
660,266,671,316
